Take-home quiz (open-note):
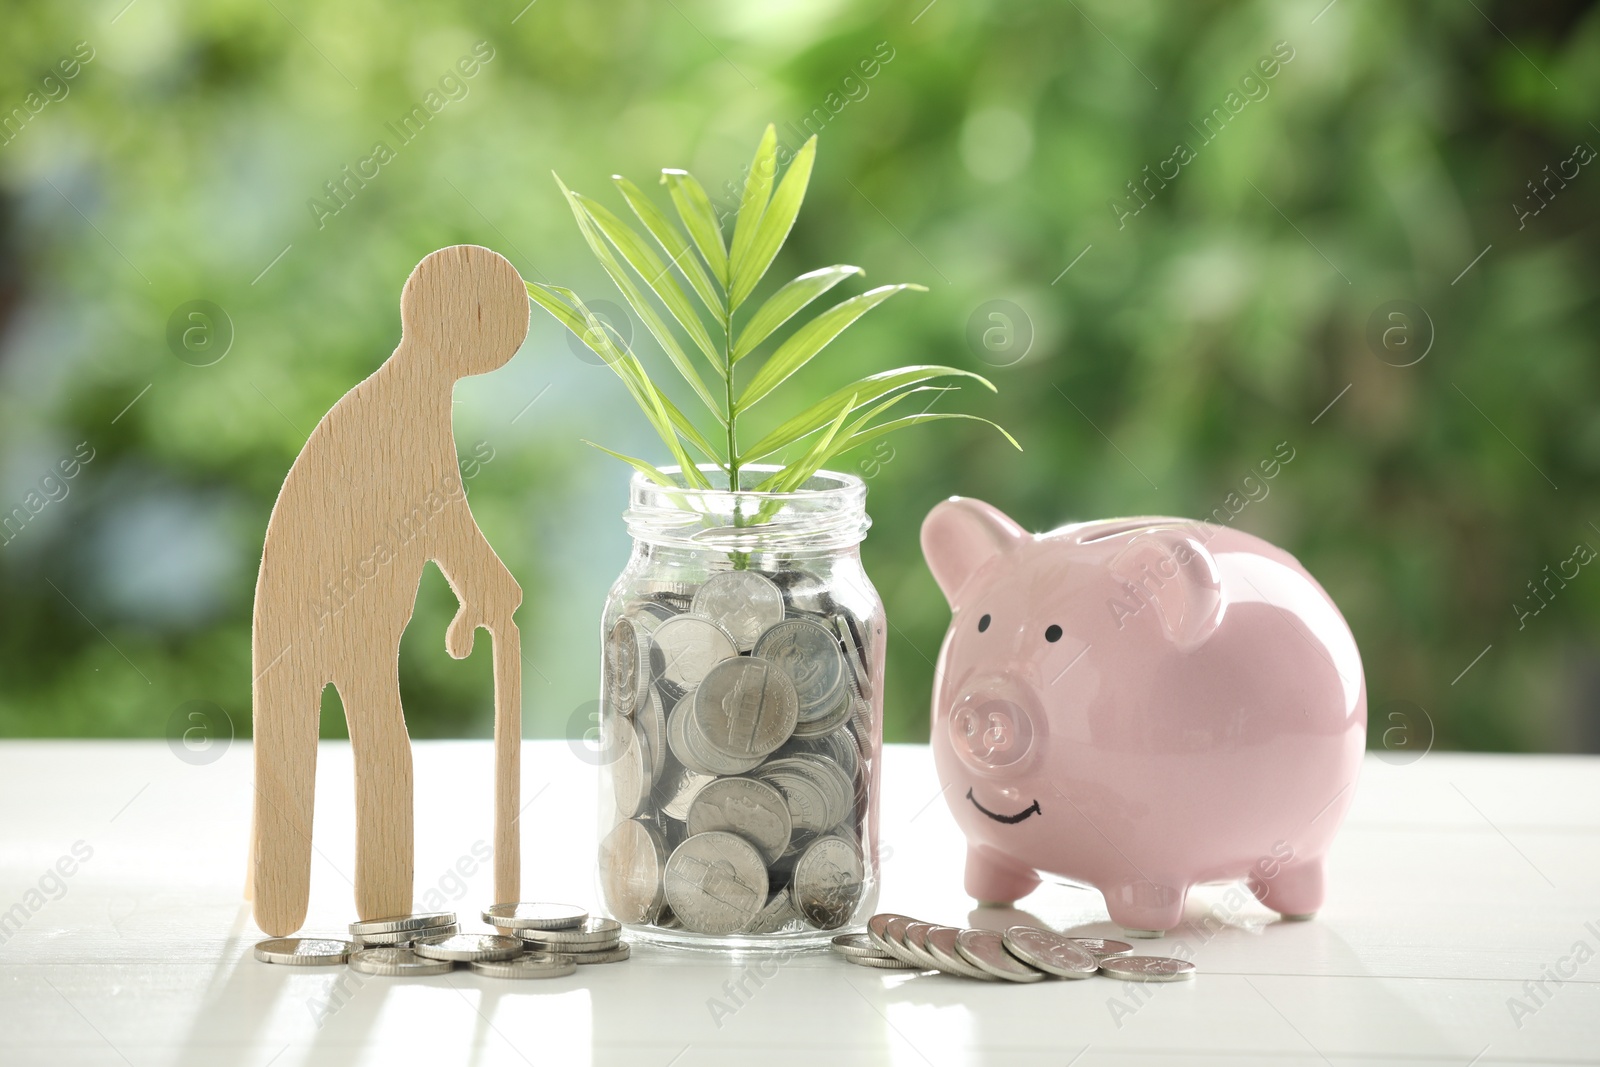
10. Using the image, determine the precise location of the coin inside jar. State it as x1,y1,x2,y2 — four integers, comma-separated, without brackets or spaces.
599,819,667,924
753,618,847,723
662,831,769,936
691,570,786,651
686,776,793,864
651,614,739,693
605,616,654,716
791,834,864,930
690,657,799,763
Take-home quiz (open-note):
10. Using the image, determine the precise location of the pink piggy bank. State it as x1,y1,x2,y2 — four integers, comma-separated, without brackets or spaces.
921,498,1366,936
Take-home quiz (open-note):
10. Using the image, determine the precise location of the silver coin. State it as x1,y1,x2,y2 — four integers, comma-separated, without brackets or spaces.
923,926,997,980
900,921,948,971
691,571,786,651
605,616,654,716
638,579,701,597
830,932,893,960
866,913,918,956
691,657,799,763
638,687,669,782
844,953,921,970
757,756,851,836
875,916,931,968
753,618,847,722
568,943,632,964
663,831,769,936
253,937,350,965
686,776,793,865
954,928,1046,983
411,932,524,962
792,835,864,930
772,569,832,615
668,696,765,777
1099,955,1196,982
353,922,458,946
746,887,798,934
518,917,623,946
482,903,588,931
611,718,650,818
656,762,717,821
348,912,457,937
625,600,676,629
599,819,667,923
789,685,857,740
651,614,739,691
1002,926,1098,979
833,613,873,700
1071,937,1134,959
348,946,453,976
470,955,578,979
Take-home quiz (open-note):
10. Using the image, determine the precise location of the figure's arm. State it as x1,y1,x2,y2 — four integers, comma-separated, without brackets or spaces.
430,491,521,659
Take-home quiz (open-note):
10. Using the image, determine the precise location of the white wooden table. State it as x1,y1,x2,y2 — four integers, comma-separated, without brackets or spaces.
2,740,1596,1065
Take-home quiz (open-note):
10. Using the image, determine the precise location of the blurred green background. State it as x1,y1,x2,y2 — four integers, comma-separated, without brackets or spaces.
0,0,1595,753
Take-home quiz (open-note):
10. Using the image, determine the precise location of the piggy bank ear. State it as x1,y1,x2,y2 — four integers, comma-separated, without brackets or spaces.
921,497,1028,604
1110,528,1223,652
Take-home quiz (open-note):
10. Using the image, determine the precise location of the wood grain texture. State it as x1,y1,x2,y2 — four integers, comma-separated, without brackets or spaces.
250,245,528,936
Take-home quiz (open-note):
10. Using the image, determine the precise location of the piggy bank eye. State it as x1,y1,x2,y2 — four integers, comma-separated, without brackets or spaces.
1045,624,1062,643
951,698,1034,770
977,613,991,632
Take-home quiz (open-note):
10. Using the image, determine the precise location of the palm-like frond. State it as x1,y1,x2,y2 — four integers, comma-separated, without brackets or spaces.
527,124,1019,499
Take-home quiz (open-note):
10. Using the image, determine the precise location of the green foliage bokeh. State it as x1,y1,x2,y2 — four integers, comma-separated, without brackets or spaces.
0,0,1594,752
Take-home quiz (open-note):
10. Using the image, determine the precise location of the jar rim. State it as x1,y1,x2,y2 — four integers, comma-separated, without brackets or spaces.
624,464,870,551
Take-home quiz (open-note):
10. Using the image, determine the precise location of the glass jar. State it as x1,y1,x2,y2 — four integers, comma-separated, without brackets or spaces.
594,465,884,950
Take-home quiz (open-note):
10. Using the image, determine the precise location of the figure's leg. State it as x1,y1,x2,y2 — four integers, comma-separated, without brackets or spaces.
1104,880,1189,937
252,661,321,936
340,661,414,922
965,843,1041,906
1249,858,1326,921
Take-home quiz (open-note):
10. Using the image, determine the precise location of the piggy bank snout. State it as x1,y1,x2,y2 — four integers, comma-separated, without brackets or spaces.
946,677,1046,776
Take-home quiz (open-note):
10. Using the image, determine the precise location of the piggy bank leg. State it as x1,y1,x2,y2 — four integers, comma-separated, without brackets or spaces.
1104,881,1189,937
1248,858,1325,921
965,844,1041,906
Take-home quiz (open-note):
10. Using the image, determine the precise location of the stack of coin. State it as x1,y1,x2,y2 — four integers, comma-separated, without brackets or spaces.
348,911,458,947
253,903,630,980
835,914,1197,984
600,566,880,938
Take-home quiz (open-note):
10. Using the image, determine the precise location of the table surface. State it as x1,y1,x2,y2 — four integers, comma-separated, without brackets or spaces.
2,740,1597,1066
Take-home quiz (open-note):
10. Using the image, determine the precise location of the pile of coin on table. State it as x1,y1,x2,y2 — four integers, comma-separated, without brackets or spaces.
252,903,628,979
832,914,1197,983
600,567,878,936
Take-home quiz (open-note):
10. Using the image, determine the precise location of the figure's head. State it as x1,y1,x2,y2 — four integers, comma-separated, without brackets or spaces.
399,245,529,378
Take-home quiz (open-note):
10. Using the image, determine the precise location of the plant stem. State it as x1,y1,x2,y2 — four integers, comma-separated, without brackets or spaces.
724,302,738,493
724,296,752,570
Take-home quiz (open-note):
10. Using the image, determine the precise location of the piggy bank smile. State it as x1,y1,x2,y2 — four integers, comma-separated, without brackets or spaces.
965,788,1041,824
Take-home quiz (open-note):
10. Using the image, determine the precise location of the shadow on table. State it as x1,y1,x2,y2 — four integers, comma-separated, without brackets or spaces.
168,902,391,1067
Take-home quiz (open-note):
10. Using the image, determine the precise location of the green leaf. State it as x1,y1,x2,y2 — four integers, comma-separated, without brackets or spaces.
527,282,717,486
738,365,995,464
823,413,1022,466
755,392,856,492
575,192,721,368
733,264,861,363
662,169,729,288
580,440,680,488
555,174,726,421
614,175,724,319
727,124,777,297
736,283,926,412
730,135,815,310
